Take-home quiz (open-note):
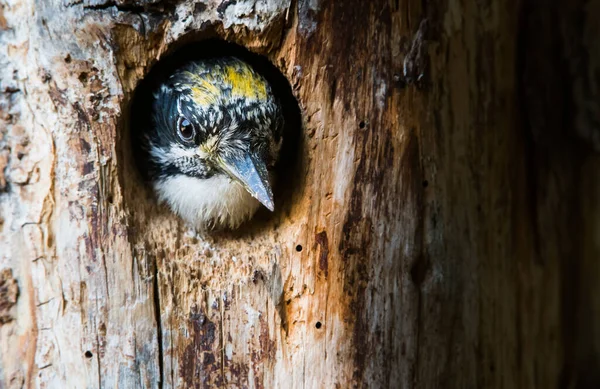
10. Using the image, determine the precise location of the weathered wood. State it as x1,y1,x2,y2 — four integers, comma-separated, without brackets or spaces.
0,0,599,388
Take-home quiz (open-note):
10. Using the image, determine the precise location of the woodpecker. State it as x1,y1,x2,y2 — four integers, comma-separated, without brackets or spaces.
142,57,284,229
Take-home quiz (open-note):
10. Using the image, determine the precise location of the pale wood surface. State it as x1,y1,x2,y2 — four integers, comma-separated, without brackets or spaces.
0,0,599,388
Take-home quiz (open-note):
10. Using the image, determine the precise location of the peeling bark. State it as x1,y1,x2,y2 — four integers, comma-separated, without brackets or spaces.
0,0,599,388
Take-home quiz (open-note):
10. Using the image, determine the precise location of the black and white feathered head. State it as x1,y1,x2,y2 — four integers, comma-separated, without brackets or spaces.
143,57,284,229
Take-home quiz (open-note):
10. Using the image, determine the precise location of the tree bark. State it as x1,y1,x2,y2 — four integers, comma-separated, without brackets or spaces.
0,0,599,388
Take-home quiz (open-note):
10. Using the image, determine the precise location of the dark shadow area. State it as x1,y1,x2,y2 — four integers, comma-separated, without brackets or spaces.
129,38,304,237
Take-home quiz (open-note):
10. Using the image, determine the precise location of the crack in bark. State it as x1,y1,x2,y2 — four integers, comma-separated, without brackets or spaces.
153,259,165,389
275,0,297,50
80,0,179,15
82,1,150,13
220,293,225,389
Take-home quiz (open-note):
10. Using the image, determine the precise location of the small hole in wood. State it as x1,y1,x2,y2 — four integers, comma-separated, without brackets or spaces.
64,54,72,63
295,245,302,252
78,72,88,83
84,351,93,358
422,180,429,188
315,321,322,329
410,256,429,286
359,121,366,129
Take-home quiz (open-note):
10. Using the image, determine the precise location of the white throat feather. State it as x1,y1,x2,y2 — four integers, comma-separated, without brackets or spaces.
154,174,260,229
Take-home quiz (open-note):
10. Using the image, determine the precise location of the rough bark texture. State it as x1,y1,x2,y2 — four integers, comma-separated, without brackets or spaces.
0,0,599,388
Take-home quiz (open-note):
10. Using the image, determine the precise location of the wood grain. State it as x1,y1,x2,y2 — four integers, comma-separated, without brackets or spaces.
0,0,598,388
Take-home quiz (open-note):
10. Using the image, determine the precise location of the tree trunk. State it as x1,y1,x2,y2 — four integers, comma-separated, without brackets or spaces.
1,0,599,388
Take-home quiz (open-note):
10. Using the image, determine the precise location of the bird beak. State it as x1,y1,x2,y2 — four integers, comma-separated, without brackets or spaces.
215,152,275,211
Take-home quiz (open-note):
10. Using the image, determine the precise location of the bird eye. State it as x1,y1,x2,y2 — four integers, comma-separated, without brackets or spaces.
177,116,196,142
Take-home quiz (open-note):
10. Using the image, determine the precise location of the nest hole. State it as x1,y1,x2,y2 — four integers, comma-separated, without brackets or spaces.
125,38,303,237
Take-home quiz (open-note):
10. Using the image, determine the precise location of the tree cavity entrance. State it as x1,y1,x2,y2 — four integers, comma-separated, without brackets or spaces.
128,39,303,234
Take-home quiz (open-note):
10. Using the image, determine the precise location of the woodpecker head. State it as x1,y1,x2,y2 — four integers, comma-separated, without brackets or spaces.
143,57,284,229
